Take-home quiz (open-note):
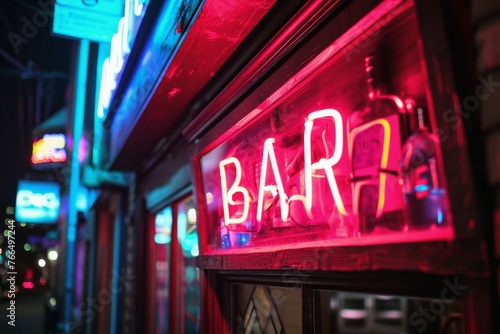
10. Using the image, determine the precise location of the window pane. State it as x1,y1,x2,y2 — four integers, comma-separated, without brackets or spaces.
154,206,173,334
316,290,462,334
232,284,302,334
177,196,201,332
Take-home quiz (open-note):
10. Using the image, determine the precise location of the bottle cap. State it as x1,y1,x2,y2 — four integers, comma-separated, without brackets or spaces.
365,55,377,99
417,108,428,130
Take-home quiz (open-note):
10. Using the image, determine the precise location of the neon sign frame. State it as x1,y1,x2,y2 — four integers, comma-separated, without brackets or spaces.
193,0,455,254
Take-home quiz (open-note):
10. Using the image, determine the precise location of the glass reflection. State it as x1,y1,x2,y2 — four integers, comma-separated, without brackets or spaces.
316,290,462,333
177,196,201,333
233,284,302,334
154,206,172,334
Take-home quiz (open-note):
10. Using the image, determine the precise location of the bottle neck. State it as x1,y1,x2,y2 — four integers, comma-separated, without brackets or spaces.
365,55,385,100
417,108,428,131
367,81,383,100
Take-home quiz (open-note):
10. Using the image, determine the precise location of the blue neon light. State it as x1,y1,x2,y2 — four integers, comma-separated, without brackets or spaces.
414,184,430,192
155,206,173,244
437,208,443,224
52,0,123,43
97,0,148,119
108,0,204,159
154,233,172,244
15,180,60,224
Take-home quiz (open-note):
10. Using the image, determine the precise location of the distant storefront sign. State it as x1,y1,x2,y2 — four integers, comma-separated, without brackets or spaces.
15,180,60,224
31,133,67,167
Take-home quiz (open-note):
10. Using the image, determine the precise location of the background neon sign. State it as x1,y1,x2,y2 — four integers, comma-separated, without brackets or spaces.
15,180,60,224
31,133,67,165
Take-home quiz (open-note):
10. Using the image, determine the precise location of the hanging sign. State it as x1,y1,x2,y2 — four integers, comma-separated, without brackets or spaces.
15,180,60,224
52,0,125,42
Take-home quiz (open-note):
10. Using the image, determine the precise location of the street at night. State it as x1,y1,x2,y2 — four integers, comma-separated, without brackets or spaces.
0,285,56,333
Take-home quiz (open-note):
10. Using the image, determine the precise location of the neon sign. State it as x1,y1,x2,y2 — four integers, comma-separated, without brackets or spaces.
16,191,60,211
348,119,392,218
31,133,67,165
199,99,451,249
15,180,60,224
219,109,347,226
97,0,146,119
194,0,456,251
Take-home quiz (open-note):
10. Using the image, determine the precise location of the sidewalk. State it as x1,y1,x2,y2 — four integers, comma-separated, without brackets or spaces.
0,286,51,334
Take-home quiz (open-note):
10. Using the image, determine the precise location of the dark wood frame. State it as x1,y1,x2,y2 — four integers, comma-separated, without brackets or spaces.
209,270,491,334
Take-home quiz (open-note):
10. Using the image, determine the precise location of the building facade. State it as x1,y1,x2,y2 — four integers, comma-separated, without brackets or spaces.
62,0,500,333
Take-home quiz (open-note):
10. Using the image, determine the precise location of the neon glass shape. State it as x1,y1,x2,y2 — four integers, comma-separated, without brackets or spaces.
348,119,391,218
219,157,250,225
97,0,145,118
256,138,289,222
304,109,347,216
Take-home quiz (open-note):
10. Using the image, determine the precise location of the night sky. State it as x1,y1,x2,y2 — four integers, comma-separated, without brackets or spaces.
0,0,74,259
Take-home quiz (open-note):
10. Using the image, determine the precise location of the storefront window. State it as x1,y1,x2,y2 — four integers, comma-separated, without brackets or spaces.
195,0,454,253
153,206,173,334
316,290,462,333
176,195,201,332
232,284,302,334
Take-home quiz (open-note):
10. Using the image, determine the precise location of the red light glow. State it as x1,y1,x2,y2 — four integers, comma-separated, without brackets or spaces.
22,281,34,289
39,277,47,286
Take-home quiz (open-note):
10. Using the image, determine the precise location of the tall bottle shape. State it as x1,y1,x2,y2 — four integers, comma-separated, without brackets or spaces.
399,108,448,228
348,55,413,234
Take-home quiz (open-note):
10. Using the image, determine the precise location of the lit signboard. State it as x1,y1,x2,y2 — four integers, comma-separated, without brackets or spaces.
105,0,203,162
31,133,67,166
52,0,124,43
97,0,149,119
15,180,60,224
194,2,453,252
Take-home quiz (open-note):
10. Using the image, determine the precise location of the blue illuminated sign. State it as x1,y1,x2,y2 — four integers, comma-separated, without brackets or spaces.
97,0,148,119
15,180,60,224
53,0,124,43
55,0,124,16
108,0,203,158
